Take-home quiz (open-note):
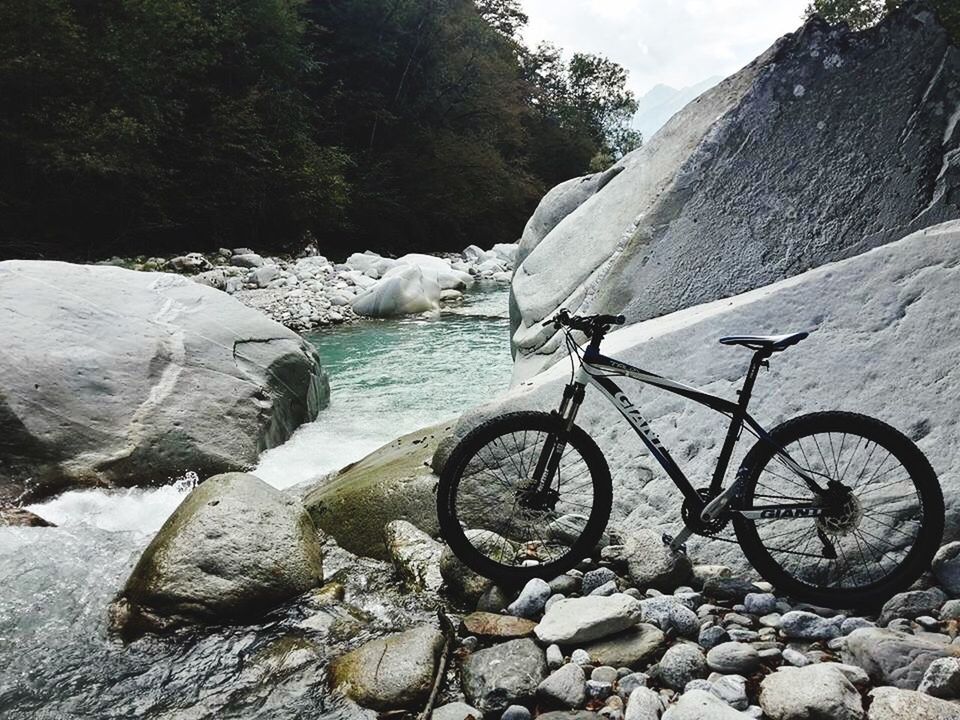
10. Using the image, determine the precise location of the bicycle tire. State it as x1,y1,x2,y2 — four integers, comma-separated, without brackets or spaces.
437,411,613,586
733,411,944,608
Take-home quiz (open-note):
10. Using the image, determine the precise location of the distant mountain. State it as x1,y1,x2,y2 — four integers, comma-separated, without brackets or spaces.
632,76,722,142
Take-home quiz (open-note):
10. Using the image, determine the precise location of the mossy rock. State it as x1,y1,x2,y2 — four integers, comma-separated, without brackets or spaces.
303,422,452,560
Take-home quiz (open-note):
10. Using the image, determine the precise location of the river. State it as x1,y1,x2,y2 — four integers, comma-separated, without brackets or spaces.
0,283,512,719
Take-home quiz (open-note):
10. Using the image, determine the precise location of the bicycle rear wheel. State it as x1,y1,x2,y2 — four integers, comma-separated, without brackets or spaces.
436,411,612,585
733,411,943,608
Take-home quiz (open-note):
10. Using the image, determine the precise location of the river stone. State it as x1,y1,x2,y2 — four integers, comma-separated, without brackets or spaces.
780,611,844,640
932,542,960,597
842,627,960,690
743,593,777,616
537,661,587,709
462,638,547,714
918,657,960,699
706,642,760,675
0,261,328,503
0,507,54,527
582,623,666,668
622,529,692,592
879,589,949,626
303,423,451,561
866,686,960,720
112,473,323,636
538,713,599,720
507,578,552,619
702,577,760,603
383,520,443,592
508,3,960,382
639,596,699,638
655,643,707,691
759,664,864,720
461,612,537,640
661,688,753,719
351,265,441,317
433,702,483,720
623,687,662,720
231,252,264,268
583,568,619,596
711,674,749,711
535,594,643,645
329,625,444,711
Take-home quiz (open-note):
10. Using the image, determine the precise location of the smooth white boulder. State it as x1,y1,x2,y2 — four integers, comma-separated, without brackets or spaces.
0,261,328,503
534,593,642,644
345,251,397,277
351,266,440,317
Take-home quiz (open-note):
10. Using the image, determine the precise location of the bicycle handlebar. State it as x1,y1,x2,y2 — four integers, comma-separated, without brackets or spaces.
543,309,626,331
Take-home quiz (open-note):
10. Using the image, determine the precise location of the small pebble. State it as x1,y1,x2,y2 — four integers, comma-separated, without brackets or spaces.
592,665,618,684
460,636,478,651
500,705,531,720
546,644,563,669
571,648,591,665
781,647,812,666
586,679,613,700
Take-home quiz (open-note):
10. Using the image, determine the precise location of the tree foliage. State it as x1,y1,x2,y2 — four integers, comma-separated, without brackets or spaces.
0,0,640,259
806,0,959,40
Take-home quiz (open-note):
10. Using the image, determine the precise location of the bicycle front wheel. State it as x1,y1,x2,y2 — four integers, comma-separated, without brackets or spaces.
437,411,612,586
733,411,943,608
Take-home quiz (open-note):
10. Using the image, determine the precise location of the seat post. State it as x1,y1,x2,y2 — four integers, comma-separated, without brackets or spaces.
738,350,771,409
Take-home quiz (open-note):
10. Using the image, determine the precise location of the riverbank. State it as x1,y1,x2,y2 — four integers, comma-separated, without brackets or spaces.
99,243,518,333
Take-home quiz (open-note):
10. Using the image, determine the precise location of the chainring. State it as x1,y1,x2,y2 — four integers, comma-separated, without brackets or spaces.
681,487,729,536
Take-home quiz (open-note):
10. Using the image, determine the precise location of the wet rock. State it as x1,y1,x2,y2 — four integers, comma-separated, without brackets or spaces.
623,529,692,592
842,627,960,689
383,520,443,592
461,612,537,640
866,686,960,720
304,423,450,561
654,643,707,691
535,594,643,645
582,623,666,668
0,507,55,527
879,589,949,626
780,611,844,640
433,701,483,720
932,542,960,597
329,625,444,711
537,662,587,709
0,261,328,504
462,638,547,714
113,473,323,636
661,688,753,719
759,663,864,720
507,578,552,619
706,642,760,675
918,657,960,699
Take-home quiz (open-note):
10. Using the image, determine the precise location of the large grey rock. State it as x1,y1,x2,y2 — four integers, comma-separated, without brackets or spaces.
842,627,960,689
0,261,327,503
383,520,443,592
535,594,643,645
639,596,699,638
111,473,323,636
623,529,692,592
329,625,444,711
537,661,587,709
866,686,960,720
932,542,960,597
879,588,949,626
462,638,547,714
509,4,960,381
582,623,666,668
759,664,864,720
507,578,552,619
660,688,754,719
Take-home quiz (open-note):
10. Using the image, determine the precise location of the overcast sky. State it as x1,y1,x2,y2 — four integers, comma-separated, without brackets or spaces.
519,0,811,97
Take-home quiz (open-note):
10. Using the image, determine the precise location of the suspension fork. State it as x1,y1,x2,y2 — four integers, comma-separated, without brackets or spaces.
532,373,587,490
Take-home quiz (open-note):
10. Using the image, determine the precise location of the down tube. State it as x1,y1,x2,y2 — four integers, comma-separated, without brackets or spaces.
589,374,702,505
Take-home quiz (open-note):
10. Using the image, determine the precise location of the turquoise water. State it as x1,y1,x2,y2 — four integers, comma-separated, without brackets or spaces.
255,282,513,488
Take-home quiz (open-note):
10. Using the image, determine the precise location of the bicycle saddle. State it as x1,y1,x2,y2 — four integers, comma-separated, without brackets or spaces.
719,332,808,352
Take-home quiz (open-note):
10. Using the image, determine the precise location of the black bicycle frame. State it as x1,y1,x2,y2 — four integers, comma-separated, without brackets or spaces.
544,345,828,529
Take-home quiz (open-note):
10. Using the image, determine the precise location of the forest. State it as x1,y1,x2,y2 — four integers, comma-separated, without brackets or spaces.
0,0,640,260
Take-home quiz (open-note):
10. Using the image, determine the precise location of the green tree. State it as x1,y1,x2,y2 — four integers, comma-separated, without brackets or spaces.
806,0,959,39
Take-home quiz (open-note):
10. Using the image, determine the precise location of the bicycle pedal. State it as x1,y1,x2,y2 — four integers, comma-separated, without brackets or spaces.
661,533,688,554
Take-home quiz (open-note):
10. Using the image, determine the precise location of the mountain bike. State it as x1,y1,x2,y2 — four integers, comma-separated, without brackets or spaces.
436,310,944,608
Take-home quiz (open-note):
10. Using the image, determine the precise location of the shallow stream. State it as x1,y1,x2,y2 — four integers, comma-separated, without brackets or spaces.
0,283,512,719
